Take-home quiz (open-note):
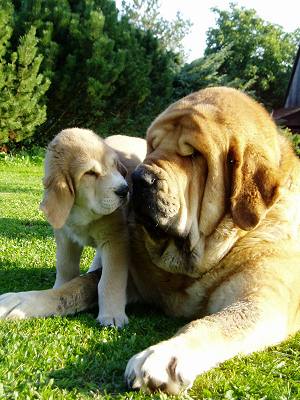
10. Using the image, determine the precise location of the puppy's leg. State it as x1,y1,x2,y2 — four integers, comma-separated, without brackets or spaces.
53,229,83,288
125,270,294,394
96,242,129,328
88,249,103,273
0,271,100,319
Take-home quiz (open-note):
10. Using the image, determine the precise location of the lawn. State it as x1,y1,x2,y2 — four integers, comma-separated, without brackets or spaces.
1,156,300,399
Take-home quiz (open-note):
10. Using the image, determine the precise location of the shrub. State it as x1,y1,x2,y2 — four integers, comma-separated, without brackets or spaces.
13,0,177,143
0,1,50,145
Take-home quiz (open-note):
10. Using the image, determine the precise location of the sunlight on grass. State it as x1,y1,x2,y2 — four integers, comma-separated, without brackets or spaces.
1,157,300,399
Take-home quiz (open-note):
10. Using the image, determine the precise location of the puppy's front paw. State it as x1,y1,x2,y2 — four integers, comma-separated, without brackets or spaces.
0,292,37,319
96,312,129,328
125,339,198,394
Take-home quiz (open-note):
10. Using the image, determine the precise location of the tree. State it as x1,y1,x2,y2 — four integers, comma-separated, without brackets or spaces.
0,1,50,144
172,46,256,101
120,0,192,61
204,3,300,108
13,0,177,142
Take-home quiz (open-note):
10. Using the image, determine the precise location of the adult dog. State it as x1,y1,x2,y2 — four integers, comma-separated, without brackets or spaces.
1,87,300,394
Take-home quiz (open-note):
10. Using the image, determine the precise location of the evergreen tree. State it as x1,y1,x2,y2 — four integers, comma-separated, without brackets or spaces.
0,2,50,144
13,0,176,141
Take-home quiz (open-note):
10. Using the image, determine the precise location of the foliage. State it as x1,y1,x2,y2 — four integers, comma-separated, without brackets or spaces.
292,134,300,157
0,144,45,164
280,128,300,157
1,0,299,148
12,0,178,144
120,0,192,62
204,3,300,109
0,1,50,144
172,45,255,101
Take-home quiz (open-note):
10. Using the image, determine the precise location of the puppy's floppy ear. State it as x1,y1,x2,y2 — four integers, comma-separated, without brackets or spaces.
40,170,75,230
117,160,127,178
229,142,282,230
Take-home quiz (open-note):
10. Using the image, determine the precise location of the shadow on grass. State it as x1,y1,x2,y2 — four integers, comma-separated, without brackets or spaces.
0,217,53,239
48,306,185,396
0,260,56,293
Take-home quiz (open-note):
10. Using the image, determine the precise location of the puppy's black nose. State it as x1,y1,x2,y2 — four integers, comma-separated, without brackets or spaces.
132,168,156,188
115,184,129,198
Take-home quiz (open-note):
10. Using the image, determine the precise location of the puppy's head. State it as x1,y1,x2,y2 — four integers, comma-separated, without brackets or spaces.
40,128,128,229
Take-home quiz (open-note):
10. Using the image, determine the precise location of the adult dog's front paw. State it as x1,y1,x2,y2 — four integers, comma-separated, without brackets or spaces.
125,339,198,394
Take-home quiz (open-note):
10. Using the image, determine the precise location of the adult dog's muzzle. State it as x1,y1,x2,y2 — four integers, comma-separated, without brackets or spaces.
131,164,180,235
131,165,159,225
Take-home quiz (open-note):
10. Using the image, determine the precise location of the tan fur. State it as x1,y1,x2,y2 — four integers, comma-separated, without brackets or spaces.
1,88,300,394
122,88,300,393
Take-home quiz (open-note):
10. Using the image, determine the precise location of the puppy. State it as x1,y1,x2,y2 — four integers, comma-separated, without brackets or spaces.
40,128,131,327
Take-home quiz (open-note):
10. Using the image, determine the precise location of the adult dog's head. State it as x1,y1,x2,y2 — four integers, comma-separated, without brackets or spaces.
132,87,288,274
40,128,128,229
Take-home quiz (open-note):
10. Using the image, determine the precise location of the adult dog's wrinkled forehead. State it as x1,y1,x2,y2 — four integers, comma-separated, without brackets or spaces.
146,87,280,161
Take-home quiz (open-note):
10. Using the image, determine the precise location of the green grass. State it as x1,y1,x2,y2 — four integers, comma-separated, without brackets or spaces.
1,157,300,399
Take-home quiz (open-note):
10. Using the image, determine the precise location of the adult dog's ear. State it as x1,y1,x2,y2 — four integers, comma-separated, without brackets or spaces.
229,142,282,230
117,160,127,178
40,171,75,229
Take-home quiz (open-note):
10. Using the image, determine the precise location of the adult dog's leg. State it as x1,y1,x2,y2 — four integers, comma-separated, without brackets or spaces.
0,271,100,319
53,229,83,288
125,271,296,394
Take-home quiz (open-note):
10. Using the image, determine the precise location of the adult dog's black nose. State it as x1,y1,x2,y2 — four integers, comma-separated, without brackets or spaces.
131,166,162,232
115,184,129,198
131,168,156,189
132,166,158,219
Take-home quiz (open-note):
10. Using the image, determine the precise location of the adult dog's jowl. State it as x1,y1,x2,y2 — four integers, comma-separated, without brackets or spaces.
1,87,300,394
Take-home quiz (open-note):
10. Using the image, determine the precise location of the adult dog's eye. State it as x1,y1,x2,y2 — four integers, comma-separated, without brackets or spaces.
179,142,198,158
227,149,236,165
84,170,99,177
189,149,201,160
